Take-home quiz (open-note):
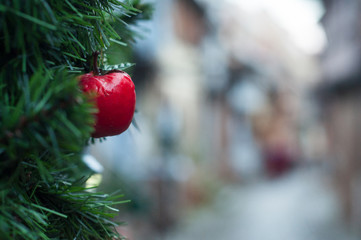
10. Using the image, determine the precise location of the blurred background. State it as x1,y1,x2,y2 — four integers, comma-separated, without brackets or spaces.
87,0,361,239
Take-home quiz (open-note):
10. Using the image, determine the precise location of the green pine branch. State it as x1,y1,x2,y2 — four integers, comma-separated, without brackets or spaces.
0,0,152,239
0,175,129,240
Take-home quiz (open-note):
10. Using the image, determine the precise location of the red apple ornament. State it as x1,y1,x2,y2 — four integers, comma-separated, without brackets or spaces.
79,52,136,138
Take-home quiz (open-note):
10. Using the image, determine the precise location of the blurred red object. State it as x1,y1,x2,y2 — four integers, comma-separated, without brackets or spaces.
264,144,294,178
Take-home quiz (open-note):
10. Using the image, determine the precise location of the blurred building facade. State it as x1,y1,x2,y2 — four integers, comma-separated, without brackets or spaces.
319,0,361,234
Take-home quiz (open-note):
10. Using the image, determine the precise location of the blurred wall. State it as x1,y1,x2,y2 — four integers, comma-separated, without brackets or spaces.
319,0,361,234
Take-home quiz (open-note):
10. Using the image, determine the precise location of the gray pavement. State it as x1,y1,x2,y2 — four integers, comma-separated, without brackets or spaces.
164,168,358,240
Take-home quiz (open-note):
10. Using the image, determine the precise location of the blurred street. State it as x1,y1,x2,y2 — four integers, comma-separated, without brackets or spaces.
88,0,361,239
165,167,357,240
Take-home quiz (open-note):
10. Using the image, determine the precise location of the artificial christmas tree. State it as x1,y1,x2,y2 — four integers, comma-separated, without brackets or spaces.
0,0,151,239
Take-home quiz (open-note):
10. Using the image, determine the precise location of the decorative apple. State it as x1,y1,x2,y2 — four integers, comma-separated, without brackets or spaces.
79,52,136,138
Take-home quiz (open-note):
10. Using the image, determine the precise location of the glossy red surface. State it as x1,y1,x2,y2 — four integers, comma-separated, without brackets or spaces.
80,71,136,138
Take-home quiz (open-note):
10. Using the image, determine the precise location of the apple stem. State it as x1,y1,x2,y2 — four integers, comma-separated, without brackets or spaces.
93,51,100,76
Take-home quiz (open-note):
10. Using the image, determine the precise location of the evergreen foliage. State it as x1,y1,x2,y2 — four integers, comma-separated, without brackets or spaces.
0,0,152,239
